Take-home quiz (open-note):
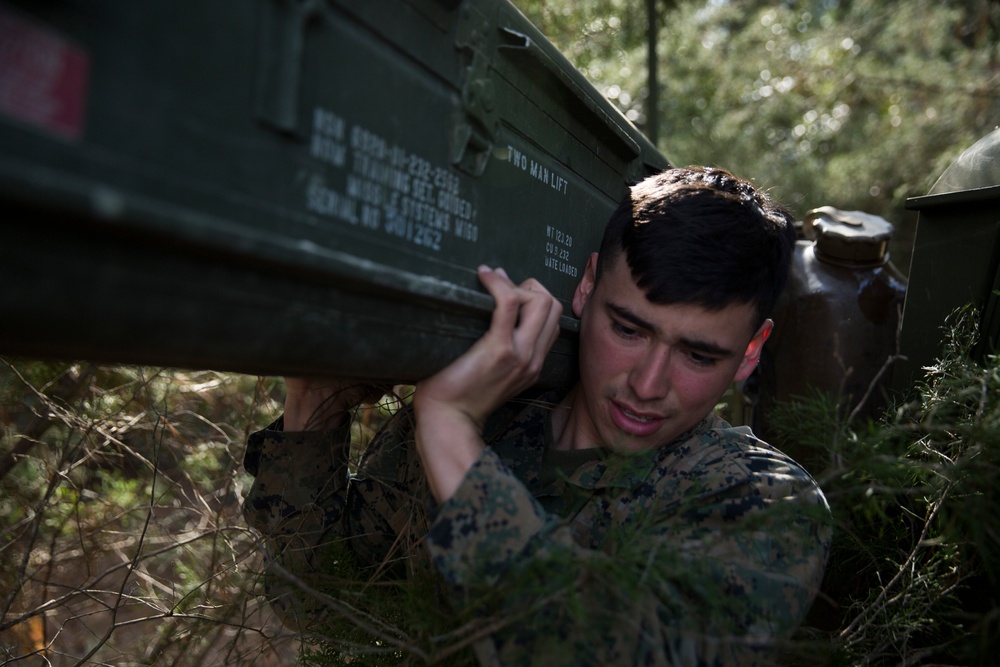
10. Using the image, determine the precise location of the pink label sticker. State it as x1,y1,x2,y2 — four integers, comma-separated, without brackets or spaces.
0,7,89,140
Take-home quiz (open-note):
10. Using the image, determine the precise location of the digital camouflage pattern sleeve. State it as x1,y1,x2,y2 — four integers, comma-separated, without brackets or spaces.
242,409,435,629
425,409,832,667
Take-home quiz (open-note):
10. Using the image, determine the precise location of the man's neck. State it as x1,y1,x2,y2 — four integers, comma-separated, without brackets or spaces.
550,385,597,452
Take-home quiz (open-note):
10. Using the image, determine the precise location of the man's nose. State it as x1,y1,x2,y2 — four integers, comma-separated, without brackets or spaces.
628,346,670,400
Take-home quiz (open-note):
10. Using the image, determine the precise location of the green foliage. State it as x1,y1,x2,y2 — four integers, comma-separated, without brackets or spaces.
515,0,999,270
768,307,1000,665
676,0,994,215
296,510,734,667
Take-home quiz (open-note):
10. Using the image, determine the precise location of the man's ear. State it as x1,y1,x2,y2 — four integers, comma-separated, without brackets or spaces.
572,253,600,318
733,319,773,383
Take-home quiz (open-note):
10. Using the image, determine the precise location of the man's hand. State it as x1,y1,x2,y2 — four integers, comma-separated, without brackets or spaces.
283,377,386,431
413,266,563,502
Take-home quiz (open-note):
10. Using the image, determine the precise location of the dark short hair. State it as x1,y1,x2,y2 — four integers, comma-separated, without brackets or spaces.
596,166,795,329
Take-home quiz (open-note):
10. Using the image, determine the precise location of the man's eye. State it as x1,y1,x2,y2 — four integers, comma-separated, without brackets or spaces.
611,321,639,339
688,351,718,367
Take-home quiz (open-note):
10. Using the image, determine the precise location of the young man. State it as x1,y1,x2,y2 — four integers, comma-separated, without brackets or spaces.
243,166,831,665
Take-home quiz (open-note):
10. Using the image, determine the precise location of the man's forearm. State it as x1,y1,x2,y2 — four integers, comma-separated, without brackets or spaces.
410,265,563,503
414,404,486,503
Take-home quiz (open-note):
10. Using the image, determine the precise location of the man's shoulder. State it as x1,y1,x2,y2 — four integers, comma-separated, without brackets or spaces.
681,413,804,465
663,413,766,464
654,414,824,501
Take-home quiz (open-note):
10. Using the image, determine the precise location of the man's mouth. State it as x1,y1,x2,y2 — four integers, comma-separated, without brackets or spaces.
621,406,655,423
610,401,665,437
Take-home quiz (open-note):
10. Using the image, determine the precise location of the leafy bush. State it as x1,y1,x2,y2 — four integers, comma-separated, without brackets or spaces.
772,306,1000,665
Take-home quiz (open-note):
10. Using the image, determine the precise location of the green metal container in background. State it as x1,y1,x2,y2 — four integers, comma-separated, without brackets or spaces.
0,0,668,384
893,129,1000,392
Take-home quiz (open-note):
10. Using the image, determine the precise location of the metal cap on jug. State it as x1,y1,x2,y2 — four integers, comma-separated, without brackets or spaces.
802,206,894,266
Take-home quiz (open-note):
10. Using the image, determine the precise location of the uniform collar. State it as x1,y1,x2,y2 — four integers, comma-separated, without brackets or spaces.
489,389,717,495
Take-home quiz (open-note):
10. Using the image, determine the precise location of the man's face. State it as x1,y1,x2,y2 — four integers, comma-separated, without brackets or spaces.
566,252,771,453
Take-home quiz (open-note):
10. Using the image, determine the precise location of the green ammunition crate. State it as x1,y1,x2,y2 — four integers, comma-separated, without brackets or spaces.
0,0,668,384
894,129,1000,391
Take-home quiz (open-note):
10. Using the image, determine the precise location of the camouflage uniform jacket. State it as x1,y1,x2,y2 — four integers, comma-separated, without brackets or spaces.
243,389,831,666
